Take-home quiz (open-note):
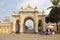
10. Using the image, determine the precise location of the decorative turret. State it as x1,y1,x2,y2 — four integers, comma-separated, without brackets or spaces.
3,17,10,23
42,10,45,13
41,10,46,16
21,6,23,9
27,4,32,9
12,11,20,17
13,11,17,15
12,11,19,16
35,6,37,9
0,21,1,23
20,4,38,13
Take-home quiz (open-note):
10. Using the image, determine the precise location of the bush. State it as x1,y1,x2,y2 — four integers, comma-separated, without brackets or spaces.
55,30,60,34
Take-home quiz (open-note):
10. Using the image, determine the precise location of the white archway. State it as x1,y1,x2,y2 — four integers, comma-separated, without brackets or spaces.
23,17,35,33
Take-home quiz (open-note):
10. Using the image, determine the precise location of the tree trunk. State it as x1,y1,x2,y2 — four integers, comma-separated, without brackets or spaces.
56,23,58,31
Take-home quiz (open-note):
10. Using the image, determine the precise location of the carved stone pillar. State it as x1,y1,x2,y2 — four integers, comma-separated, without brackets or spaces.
12,20,16,33
1,27,3,33
0,27,1,33
9,27,12,33
2,27,5,34
34,13,38,33
42,18,46,31
6,27,8,33
35,22,38,33
20,21,24,33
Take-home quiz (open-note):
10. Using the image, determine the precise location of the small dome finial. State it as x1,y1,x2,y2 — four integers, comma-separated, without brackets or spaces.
27,4,31,8
13,11,17,14
21,6,23,9
4,16,9,22
13,11,16,13
42,10,45,13
35,6,37,9
13,11,17,15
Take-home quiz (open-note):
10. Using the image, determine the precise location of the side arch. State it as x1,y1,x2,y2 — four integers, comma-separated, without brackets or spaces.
38,20,43,33
15,20,20,33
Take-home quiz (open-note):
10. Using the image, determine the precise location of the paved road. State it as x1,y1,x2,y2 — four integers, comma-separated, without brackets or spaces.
0,34,60,40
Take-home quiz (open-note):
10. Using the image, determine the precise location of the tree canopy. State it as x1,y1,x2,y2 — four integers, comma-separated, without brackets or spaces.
46,0,60,30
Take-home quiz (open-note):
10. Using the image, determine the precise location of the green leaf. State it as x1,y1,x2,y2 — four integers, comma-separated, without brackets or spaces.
51,0,60,6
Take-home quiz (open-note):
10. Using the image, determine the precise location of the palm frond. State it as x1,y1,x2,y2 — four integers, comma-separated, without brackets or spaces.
58,5,60,7
51,0,60,6
47,6,54,10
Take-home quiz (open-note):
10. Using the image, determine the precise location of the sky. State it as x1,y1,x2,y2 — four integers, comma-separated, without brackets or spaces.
0,0,52,22
25,20,34,29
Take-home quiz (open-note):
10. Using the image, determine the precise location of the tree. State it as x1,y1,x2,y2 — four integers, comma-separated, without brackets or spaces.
49,7,60,30
46,0,60,30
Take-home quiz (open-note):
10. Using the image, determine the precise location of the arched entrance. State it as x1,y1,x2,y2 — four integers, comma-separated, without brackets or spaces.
38,20,43,33
12,5,46,34
23,17,35,34
15,20,20,34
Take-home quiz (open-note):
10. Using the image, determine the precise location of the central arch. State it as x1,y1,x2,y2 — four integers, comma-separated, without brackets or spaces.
23,17,35,34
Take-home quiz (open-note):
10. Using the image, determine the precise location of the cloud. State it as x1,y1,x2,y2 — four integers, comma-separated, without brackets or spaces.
16,0,44,10
15,0,52,15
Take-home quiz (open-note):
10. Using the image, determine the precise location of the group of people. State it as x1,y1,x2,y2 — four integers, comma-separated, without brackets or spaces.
38,24,55,35
45,24,55,35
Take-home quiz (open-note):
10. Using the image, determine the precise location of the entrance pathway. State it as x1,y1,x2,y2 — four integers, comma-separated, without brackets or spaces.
0,34,60,40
